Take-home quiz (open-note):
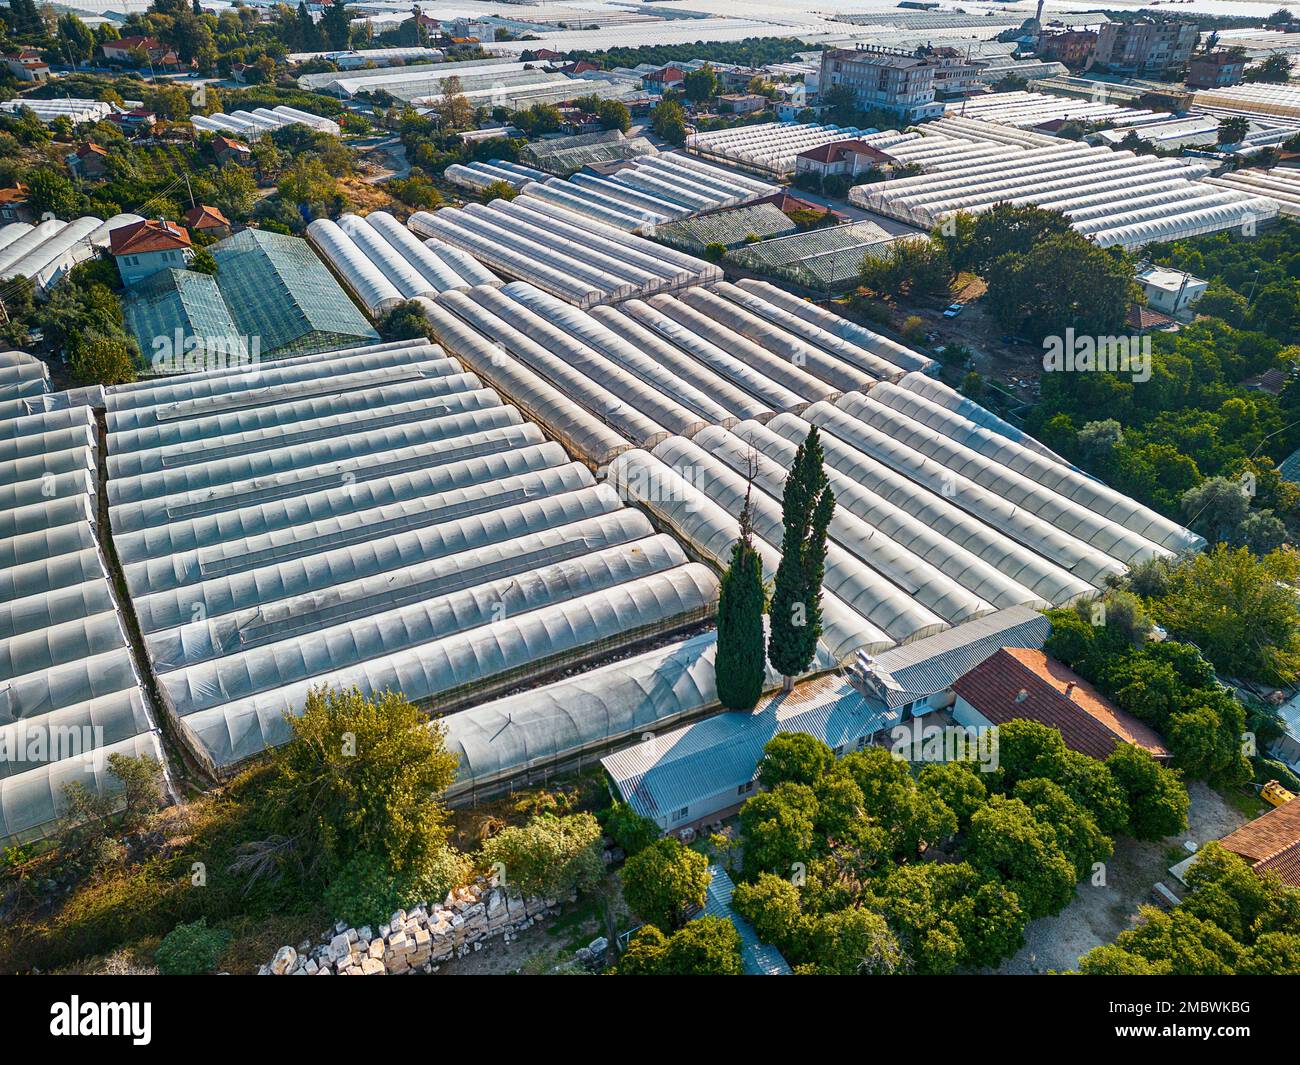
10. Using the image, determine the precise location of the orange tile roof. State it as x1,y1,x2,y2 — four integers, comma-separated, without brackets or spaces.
183,204,229,229
1219,799,1300,887
0,185,28,204
952,647,1170,760
110,218,191,255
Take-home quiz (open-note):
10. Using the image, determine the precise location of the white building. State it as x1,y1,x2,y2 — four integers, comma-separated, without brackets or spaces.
1135,264,1208,317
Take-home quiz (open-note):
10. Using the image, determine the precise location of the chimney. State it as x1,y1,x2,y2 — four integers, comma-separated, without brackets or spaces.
1014,688,1028,703
1065,681,1077,699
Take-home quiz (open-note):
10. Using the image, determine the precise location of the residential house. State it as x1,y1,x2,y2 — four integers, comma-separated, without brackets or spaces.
212,135,253,167
183,204,231,239
1135,263,1208,316
102,35,171,67
66,142,109,179
107,108,158,135
3,51,50,82
717,93,768,115
643,66,686,94
819,45,945,123
1217,799,1300,886
951,647,1172,761
110,218,193,286
530,49,564,61
1093,19,1199,78
794,139,896,181
1186,50,1247,89
0,185,33,224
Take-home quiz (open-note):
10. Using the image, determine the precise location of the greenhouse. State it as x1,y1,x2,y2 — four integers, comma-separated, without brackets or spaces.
190,105,341,138
0,400,165,843
101,337,717,776
0,351,49,404
853,119,1281,248
1204,167,1300,217
408,199,720,307
725,221,897,294
685,121,884,176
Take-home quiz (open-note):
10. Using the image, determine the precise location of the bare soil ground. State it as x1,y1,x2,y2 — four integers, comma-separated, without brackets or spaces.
993,783,1251,974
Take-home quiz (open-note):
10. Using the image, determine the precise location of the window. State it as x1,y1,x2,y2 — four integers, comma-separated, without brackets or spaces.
672,806,689,823
737,780,755,797
832,744,845,758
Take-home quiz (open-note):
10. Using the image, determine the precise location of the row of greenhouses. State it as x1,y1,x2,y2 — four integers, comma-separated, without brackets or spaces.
306,211,500,316
511,152,782,231
0,213,143,293
684,121,885,176
0,400,166,842
852,119,1281,248
100,337,718,776
408,198,720,308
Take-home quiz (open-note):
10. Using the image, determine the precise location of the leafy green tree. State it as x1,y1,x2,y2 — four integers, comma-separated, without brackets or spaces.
323,848,468,927
620,836,710,930
1105,744,1189,840
68,332,136,386
985,231,1136,342
758,732,834,789
619,916,743,974
683,65,720,104
966,795,1076,920
154,919,231,976
1012,778,1112,880
1217,116,1249,145
596,99,631,132
259,687,459,880
1154,544,1300,684
768,426,834,684
732,872,805,948
1244,52,1292,83
378,300,434,341
479,813,604,899
650,98,687,145
603,802,660,857
739,782,818,880
859,237,953,298
57,14,96,64
716,491,766,710
799,908,902,975
27,169,82,218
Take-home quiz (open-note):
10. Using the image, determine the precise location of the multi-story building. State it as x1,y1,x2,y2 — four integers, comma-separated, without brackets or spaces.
820,45,945,122
922,46,989,98
1036,28,1099,69
1093,18,1198,78
1186,49,1247,88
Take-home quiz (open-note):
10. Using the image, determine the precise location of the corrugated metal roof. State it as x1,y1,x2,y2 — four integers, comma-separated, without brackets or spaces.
602,674,898,820
856,604,1051,710
697,864,792,975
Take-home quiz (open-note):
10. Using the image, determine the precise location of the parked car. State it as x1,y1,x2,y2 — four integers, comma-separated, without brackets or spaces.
943,303,965,318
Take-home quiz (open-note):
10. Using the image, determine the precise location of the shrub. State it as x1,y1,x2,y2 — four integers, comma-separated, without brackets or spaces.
154,918,231,976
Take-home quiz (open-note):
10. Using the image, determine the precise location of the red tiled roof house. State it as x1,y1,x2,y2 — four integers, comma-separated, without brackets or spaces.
951,647,1171,761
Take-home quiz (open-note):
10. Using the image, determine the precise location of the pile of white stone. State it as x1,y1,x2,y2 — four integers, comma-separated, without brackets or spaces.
260,878,561,975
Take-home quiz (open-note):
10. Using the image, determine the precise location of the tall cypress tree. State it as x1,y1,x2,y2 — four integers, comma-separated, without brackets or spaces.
768,426,834,687
716,488,766,710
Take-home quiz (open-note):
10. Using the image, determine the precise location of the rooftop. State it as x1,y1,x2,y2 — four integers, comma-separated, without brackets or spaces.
697,865,792,975
1218,799,1300,886
952,647,1170,760
110,218,191,255
796,139,896,165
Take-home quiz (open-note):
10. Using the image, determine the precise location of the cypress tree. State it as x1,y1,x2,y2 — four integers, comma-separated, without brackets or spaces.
716,488,766,710
768,427,834,687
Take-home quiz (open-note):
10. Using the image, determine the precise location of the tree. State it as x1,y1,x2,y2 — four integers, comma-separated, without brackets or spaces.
1217,115,1249,145
378,300,433,341
767,426,835,685
321,0,351,50
595,98,631,132
431,74,474,131
190,247,218,276
984,231,1136,342
277,156,337,209
618,917,743,975
732,872,804,948
480,178,516,203
954,203,1073,276
758,732,834,789
68,332,136,386
621,836,710,930
479,813,604,899
859,237,953,298
965,795,1077,920
650,98,687,146
716,488,766,710
682,65,719,104
27,169,81,219
259,687,459,880
1154,545,1300,684
603,802,660,857
800,908,902,975
739,782,818,880
57,14,96,65
1244,53,1292,83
